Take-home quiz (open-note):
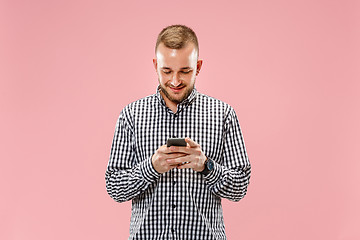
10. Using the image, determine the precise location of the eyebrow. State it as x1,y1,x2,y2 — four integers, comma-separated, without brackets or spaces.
161,67,192,70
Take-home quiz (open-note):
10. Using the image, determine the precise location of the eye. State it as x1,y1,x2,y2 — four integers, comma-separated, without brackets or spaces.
181,70,192,74
162,70,172,74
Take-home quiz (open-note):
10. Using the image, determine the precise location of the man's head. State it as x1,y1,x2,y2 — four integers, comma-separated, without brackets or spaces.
153,25,202,107
155,25,199,57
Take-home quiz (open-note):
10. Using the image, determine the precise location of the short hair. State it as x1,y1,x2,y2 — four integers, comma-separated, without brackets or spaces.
155,25,199,56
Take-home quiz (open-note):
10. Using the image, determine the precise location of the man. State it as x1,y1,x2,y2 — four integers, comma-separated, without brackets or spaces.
106,25,251,240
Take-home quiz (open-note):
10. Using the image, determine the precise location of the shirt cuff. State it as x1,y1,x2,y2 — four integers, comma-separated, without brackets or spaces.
203,160,222,186
140,157,161,183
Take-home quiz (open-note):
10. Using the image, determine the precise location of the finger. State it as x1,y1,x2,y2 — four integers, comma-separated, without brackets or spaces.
176,161,193,170
168,146,200,158
157,145,171,153
168,163,180,167
167,146,191,154
166,152,188,159
185,137,199,148
166,155,190,165
158,145,179,154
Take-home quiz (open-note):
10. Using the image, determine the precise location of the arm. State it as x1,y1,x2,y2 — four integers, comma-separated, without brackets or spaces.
167,107,251,202
203,108,251,202
105,109,160,203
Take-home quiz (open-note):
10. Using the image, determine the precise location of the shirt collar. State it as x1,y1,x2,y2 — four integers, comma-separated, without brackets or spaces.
155,85,198,109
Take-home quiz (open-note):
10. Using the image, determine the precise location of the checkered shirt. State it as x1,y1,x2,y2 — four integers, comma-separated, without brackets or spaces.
105,87,251,240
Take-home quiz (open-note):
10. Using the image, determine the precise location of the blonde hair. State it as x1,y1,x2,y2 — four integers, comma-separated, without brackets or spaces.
155,25,199,55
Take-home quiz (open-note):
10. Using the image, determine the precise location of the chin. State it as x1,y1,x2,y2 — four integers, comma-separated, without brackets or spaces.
160,84,193,104
168,94,184,104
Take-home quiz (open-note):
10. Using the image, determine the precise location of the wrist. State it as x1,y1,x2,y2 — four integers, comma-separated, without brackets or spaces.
198,157,207,172
140,156,161,182
200,158,214,176
151,154,162,174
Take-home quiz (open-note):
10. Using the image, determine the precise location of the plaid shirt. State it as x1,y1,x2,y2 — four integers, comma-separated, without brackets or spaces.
106,87,251,240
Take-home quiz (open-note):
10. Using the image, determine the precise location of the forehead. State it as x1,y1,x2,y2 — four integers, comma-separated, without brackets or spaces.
156,43,198,68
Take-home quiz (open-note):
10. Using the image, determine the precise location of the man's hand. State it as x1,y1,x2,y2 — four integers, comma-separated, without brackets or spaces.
152,138,207,174
166,137,207,172
151,145,188,174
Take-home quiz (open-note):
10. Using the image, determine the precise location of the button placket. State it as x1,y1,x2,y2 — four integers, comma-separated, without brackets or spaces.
169,111,180,238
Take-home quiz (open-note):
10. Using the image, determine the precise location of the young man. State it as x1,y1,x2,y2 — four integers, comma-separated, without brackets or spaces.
106,25,251,240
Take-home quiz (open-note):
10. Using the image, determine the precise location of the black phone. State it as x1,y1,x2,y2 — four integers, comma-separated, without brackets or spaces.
167,138,187,147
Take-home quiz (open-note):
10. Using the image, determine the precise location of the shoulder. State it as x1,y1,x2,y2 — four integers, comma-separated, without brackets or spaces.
196,92,234,115
116,94,157,125
121,94,157,114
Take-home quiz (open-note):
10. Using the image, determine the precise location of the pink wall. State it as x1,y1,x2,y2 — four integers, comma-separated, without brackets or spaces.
1,0,359,239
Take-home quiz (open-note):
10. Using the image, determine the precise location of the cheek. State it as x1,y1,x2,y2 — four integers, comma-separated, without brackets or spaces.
158,73,168,84
188,72,197,82
179,74,195,85
159,72,166,79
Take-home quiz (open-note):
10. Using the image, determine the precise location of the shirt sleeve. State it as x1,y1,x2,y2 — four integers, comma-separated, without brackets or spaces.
203,107,251,202
105,108,160,203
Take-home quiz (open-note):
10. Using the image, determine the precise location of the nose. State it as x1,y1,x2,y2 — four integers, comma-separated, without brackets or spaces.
170,73,181,87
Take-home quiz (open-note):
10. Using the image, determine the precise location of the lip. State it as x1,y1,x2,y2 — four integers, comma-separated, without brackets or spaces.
169,86,184,93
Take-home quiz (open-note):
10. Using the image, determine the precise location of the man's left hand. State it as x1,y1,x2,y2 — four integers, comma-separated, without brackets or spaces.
166,137,207,172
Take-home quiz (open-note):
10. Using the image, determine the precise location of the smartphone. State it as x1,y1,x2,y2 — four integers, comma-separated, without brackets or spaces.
167,138,187,147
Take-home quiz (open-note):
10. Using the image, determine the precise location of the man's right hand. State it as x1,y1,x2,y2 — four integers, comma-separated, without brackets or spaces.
151,145,188,174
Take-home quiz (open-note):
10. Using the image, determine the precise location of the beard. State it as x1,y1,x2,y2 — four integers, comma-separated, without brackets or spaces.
159,82,194,104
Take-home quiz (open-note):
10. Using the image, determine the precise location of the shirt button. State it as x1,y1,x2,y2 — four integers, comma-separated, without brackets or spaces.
172,204,176,209
173,181,176,185
171,228,175,233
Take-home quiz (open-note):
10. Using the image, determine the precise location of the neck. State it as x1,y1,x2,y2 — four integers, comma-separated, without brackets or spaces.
160,91,178,113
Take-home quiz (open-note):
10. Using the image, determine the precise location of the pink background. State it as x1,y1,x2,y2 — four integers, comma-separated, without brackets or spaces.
1,0,359,239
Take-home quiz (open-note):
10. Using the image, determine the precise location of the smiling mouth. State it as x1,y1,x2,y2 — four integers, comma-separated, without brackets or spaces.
169,86,185,92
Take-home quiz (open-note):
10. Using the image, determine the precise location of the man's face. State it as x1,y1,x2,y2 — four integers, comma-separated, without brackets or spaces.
153,43,202,105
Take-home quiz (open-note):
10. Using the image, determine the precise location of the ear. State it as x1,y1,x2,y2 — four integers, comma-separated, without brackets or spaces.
153,58,157,71
196,60,203,76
